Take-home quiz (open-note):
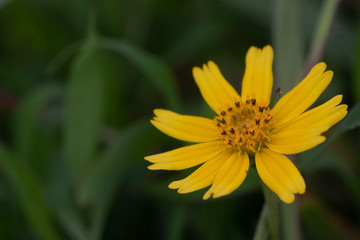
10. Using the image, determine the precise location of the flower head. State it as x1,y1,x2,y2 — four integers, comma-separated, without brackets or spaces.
145,45,347,203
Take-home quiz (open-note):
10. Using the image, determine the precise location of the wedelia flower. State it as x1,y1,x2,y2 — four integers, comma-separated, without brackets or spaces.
145,45,347,203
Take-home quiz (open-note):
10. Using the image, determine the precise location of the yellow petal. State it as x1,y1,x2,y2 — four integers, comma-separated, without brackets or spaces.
192,61,240,114
203,151,249,200
241,45,274,103
168,149,233,194
266,137,325,155
275,95,348,132
270,125,328,144
273,62,333,125
145,141,225,170
266,126,327,154
151,109,219,142
255,149,305,203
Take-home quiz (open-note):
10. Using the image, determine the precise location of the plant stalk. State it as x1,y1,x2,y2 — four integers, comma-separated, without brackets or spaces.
261,183,280,240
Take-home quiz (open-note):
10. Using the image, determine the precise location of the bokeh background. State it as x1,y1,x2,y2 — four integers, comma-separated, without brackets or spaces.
0,0,359,239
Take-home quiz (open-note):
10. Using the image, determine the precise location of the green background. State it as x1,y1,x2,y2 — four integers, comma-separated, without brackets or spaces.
0,0,359,239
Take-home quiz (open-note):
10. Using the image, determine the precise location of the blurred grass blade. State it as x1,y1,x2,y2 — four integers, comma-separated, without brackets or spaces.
13,84,62,171
99,37,181,110
302,199,352,240
273,0,304,92
55,205,87,240
0,144,61,240
79,122,158,204
162,21,226,66
63,31,105,178
306,0,340,71
45,41,82,76
46,152,88,240
0,0,12,9
78,121,162,240
165,204,186,240
300,101,360,169
273,1,303,239
352,18,360,100
253,204,269,240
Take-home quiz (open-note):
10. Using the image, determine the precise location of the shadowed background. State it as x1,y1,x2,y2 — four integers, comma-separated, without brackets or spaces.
0,0,359,239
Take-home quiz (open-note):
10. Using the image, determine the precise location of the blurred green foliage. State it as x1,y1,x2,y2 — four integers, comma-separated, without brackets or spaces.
0,0,359,239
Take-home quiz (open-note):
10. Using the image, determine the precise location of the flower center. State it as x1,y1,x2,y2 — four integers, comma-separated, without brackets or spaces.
214,98,273,154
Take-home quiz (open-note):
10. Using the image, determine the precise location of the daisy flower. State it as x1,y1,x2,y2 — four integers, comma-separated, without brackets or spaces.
145,45,347,203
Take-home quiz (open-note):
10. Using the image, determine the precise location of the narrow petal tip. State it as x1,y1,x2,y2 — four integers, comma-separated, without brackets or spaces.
147,164,159,170
153,108,163,116
298,183,306,195
281,194,295,204
203,191,212,200
168,181,181,189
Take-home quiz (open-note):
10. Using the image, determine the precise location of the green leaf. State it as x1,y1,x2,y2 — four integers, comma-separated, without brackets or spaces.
13,84,62,173
331,101,360,134
63,32,106,178
99,37,181,111
300,101,360,170
0,144,62,240
78,121,162,239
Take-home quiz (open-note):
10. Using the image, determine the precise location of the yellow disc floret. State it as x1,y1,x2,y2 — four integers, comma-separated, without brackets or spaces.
214,98,273,154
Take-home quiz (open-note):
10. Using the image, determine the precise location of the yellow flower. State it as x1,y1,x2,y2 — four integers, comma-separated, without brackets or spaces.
145,45,347,203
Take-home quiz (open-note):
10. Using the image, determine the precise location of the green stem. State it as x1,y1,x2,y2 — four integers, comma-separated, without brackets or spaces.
261,182,280,240
273,0,303,93
281,200,302,240
253,204,269,240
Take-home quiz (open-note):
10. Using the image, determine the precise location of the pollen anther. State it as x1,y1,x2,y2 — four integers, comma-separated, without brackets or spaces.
214,98,273,153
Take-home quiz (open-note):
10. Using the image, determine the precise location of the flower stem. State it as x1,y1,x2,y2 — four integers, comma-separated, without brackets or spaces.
281,200,302,240
261,182,280,240
253,203,269,240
